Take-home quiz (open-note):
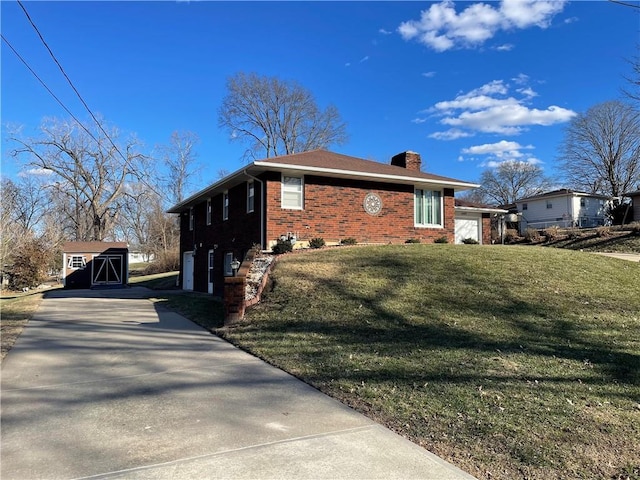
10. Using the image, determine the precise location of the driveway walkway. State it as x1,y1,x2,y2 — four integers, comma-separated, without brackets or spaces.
1,287,475,480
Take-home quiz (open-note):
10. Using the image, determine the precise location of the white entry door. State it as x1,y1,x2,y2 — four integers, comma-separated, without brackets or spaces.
207,249,214,294
182,251,194,291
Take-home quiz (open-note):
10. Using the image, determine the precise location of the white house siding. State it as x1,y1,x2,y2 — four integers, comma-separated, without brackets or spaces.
518,194,606,233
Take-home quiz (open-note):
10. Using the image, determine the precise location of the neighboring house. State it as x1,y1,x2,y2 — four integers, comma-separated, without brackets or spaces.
515,189,609,234
128,251,154,264
168,150,478,295
62,242,129,289
625,190,640,222
454,199,508,245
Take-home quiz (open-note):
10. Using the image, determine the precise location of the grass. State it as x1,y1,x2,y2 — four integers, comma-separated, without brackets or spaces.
218,245,640,480
0,290,51,361
128,270,180,289
542,229,640,254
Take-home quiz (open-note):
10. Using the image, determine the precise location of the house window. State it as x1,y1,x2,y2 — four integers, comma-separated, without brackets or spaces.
414,189,442,227
224,252,233,276
247,181,255,213
206,198,212,225
68,255,86,269
189,207,194,231
580,198,586,207
547,200,553,209
282,175,303,209
522,203,528,211
223,191,229,220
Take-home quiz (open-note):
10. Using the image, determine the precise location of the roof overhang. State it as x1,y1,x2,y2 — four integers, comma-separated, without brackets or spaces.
455,206,509,215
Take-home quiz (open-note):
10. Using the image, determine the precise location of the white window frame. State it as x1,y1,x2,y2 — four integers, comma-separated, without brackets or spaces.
580,198,586,207
546,200,553,209
206,198,212,225
247,181,255,213
414,188,443,228
189,207,194,231
223,252,233,276
281,175,303,210
68,255,87,270
522,203,528,211
223,191,229,221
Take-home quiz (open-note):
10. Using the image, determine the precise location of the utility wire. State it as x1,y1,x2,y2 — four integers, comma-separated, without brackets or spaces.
1,33,101,146
16,0,132,167
13,0,163,198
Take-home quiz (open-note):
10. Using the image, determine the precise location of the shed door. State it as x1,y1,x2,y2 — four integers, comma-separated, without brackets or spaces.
455,215,481,244
92,255,123,285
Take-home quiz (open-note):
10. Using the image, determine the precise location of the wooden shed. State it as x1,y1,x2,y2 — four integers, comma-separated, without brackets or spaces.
62,242,129,289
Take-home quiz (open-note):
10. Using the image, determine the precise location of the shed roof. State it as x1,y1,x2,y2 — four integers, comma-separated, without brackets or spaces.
63,242,128,253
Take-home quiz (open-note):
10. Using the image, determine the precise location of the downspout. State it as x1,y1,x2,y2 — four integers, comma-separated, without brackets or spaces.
243,170,265,250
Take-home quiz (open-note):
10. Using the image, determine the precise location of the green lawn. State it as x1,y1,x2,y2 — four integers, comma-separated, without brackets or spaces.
218,245,640,480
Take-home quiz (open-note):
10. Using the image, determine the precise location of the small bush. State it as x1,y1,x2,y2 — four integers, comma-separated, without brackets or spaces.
272,239,293,254
628,221,640,235
595,226,611,238
340,237,357,245
309,237,326,249
543,226,560,241
405,238,421,244
504,229,520,243
525,228,542,243
567,228,582,240
462,238,479,244
144,250,180,275
434,236,449,244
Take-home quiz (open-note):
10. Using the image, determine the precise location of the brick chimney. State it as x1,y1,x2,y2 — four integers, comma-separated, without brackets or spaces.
391,151,421,171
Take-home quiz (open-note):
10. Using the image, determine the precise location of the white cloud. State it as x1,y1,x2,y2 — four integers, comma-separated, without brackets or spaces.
398,0,567,51
428,79,576,137
379,28,392,35
495,43,514,51
422,71,436,78
428,128,474,140
19,168,54,177
411,118,428,124
360,56,370,63
461,140,540,167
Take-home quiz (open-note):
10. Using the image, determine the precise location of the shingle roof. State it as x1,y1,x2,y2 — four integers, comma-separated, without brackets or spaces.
257,150,467,185
515,189,610,202
63,242,128,253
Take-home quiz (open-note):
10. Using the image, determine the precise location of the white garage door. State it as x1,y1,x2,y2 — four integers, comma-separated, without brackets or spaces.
455,215,481,244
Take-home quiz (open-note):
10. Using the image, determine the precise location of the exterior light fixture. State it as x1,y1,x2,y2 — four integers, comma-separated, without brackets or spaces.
230,258,241,276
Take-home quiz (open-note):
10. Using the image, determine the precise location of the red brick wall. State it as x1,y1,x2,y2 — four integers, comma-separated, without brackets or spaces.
264,173,455,245
482,213,492,245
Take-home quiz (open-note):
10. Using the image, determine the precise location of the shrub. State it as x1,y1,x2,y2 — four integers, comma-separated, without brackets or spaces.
144,250,180,275
309,237,326,249
462,238,479,244
434,236,449,244
405,238,421,244
628,221,640,235
272,239,293,254
8,238,52,290
595,226,611,238
504,229,520,243
567,228,582,240
340,237,357,245
543,226,560,241
524,228,542,243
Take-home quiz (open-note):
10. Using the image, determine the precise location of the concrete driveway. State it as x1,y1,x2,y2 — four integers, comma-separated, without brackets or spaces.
1,287,475,480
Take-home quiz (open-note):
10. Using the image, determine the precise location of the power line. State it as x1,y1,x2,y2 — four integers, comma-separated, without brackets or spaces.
16,0,132,167
1,33,100,146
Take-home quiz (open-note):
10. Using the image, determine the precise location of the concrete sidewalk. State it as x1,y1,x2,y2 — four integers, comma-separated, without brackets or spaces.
1,287,475,480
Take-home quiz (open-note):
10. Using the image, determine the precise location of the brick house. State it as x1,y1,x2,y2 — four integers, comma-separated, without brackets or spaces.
454,199,508,245
168,150,477,295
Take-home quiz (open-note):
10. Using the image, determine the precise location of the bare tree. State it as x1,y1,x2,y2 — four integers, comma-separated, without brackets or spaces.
157,131,201,204
9,117,147,241
477,161,551,205
622,50,640,104
559,101,640,200
218,72,348,159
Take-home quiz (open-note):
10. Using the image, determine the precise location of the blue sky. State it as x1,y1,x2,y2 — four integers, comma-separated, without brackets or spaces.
2,1,638,196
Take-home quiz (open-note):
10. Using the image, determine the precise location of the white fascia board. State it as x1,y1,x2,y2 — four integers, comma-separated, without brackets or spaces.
253,161,479,190
455,206,509,214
